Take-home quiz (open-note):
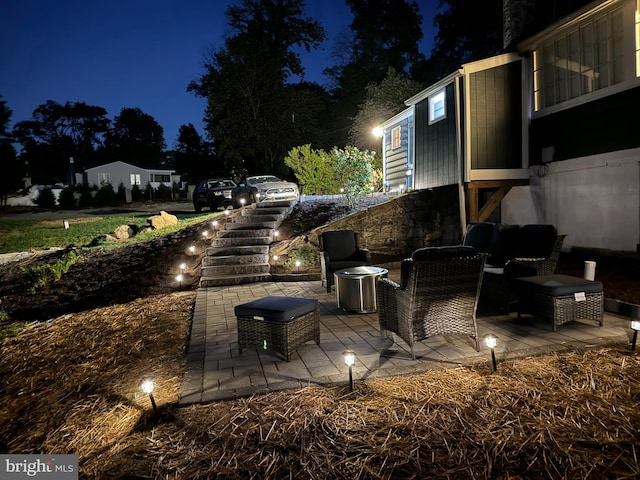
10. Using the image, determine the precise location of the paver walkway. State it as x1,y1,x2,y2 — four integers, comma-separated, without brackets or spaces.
179,267,633,404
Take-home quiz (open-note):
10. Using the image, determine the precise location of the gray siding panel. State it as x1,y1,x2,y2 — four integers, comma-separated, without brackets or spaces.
414,82,458,189
469,61,522,170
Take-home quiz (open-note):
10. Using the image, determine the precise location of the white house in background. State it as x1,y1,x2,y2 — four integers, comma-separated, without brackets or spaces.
80,161,178,190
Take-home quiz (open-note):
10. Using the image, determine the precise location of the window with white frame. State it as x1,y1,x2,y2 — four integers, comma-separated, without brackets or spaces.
97,172,110,185
429,90,446,123
533,5,625,111
391,126,401,148
153,174,170,183
130,174,141,186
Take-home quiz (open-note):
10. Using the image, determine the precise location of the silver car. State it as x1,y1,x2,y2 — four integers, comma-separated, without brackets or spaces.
232,175,299,207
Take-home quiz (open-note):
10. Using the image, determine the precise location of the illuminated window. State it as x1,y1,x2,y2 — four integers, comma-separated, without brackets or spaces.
130,174,141,186
97,173,110,185
429,90,446,123
153,174,170,183
391,126,401,148
533,6,624,110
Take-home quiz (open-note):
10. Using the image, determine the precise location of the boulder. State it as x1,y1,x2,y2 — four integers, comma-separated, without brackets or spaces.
114,224,134,240
148,211,178,229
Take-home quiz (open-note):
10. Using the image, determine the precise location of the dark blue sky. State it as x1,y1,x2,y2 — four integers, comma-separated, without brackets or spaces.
1,0,438,146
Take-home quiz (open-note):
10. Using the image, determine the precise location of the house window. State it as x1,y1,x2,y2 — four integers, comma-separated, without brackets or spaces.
429,90,446,123
533,6,624,111
130,174,141,186
391,126,401,148
152,174,170,183
97,173,110,185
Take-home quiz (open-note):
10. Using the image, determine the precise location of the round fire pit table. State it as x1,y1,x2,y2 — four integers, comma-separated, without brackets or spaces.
334,266,389,313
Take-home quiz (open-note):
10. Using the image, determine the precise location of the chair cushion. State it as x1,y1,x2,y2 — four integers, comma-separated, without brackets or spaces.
411,246,478,260
463,222,494,253
234,296,318,322
516,224,557,258
322,230,358,261
488,224,520,267
516,274,603,296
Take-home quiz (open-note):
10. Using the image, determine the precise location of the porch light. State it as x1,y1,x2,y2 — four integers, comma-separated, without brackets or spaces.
342,350,356,391
631,320,640,350
484,334,498,371
141,378,158,416
372,126,383,137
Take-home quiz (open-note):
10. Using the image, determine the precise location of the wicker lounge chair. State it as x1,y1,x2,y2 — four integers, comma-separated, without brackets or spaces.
319,230,371,293
377,246,486,360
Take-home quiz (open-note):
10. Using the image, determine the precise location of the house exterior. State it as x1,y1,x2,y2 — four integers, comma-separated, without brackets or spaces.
80,161,178,191
378,107,414,192
379,0,639,252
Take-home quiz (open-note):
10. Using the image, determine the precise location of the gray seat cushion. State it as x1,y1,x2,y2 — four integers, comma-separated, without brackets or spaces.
234,296,318,322
516,274,603,296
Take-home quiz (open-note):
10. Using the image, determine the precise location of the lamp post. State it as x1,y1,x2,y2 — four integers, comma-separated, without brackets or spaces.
484,334,498,371
631,320,640,350
141,378,158,416
342,350,356,391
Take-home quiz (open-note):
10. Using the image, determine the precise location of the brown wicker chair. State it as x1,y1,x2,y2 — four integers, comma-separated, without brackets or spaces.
319,230,371,293
377,246,486,360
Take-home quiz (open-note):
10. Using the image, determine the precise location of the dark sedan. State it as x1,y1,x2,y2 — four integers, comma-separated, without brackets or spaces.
193,178,237,212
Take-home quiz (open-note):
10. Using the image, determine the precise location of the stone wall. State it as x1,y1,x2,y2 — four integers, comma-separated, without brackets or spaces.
308,185,463,258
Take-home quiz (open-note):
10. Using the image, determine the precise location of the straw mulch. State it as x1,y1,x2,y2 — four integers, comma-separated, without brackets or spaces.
2,290,640,479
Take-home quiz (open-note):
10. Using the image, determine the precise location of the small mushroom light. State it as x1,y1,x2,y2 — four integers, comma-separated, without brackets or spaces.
342,350,356,391
631,320,640,350
141,378,158,416
484,334,498,371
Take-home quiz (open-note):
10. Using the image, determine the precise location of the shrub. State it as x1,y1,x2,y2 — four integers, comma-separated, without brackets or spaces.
94,182,116,207
58,186,77,209
155,183,172,200
285,244,320,269
78,189,94,208
143,182,154,201
21,251,81,293
116,183,127,204
131,184,143,202
35,187,56,209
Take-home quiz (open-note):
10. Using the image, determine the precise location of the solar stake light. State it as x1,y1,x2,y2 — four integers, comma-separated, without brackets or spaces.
212,220,218,228
484,334,498,371
202,230,209,238
274,230,279,239
240,198,246,206
176,274,183,288
141,378,158,416
189,245,196,253
631,320,640,350
63,219,70,229
342,350,356,391
295,259,301,273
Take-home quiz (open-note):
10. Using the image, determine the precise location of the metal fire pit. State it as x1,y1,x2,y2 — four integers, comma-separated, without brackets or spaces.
334,266,389,313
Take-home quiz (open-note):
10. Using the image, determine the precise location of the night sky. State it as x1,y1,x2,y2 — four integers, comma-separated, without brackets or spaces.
1,0,438,145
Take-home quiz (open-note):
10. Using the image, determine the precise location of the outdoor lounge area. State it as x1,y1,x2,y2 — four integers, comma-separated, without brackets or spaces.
179,263,632,404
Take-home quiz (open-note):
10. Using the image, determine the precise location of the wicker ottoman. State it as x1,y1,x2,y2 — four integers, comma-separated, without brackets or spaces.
235,296,320,361
516,274,604,331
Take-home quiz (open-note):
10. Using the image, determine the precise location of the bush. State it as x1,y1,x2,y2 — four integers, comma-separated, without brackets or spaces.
155,183,172,200
94,182,116,207
35,187,56,209
143,182,154,201
58,186,77,210
285,244,320,269
78,189,94,208
116,183,127,204
131,184,143,202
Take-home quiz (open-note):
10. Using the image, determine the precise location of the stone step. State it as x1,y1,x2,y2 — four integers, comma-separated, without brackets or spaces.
217,228,274,238
211,236,272,247
202,253,269,266
224,221,278,230
201,263,270,277
235,213,283,223
199,272,272,288
206,245,270,256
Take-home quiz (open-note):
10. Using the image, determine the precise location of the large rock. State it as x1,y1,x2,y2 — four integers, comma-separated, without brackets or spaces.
114,224,134,240
148,211,178,229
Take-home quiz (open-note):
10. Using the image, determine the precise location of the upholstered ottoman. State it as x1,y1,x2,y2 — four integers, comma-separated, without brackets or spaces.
235,296,320,361
516,274,604,331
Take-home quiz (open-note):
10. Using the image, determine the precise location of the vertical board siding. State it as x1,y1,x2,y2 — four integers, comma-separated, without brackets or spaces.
469,61,522,170
414,82,458,189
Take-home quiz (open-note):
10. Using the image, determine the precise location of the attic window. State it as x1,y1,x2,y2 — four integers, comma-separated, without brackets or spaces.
429,90,446,123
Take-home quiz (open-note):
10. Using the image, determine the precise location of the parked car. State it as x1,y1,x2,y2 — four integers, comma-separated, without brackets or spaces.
231,175,299,208
193,178,237,212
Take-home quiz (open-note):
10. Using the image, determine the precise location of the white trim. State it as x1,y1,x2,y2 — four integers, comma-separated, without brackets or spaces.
460,52,521,74
405,71,460,105
378,106,413,128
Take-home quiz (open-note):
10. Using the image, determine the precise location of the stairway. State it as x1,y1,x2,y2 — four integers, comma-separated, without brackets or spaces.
199,205,291,287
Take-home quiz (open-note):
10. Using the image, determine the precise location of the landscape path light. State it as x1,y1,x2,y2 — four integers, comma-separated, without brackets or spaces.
484,334,498,371
63,219,69,229
631,319,640,350
342,350,356,391
141,378,158,416
188,245,196,254
295,259,301,273
176,274,184,288
212,220,218,229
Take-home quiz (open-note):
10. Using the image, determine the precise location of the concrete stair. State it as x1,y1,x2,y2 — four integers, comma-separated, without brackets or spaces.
199,204,292,287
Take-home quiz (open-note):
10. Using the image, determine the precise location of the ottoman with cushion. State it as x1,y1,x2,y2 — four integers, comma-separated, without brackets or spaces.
516,274,604,331
235,296,320,361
